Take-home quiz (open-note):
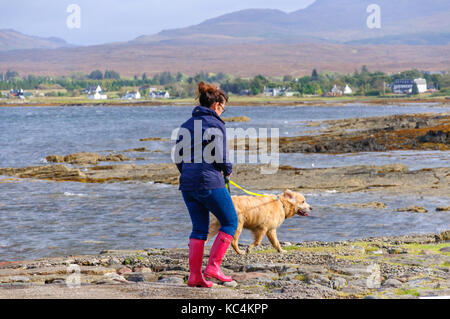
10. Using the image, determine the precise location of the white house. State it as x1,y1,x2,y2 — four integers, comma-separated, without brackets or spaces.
263,87,296,97
263,87,281,97
392,78,427,94
330,84,342,96
88,92,108,100
414,78,427,93
282,89,296,97
392,80,414,94
122,91,141,100
149,90,170,99
344,84,353,95
84,85,102,95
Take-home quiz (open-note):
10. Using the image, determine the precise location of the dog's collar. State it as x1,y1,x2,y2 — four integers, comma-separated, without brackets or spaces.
277,195,287,215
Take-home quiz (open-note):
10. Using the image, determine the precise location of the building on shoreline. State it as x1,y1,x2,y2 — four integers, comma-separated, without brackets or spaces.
344,84,353,95
122,91,141,100
8,88,24,98
84,85,102,95
148,89,170,99
392,78,427,94
88,92,108,100
326,84,352,97
263,87,298,97
414,78,427,93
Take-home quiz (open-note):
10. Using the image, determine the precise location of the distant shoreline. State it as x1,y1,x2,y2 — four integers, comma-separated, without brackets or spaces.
0,96,449,107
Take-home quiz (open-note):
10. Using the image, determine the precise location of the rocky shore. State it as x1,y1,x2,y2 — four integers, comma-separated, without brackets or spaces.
0,231,448,299
1,163,448,196
279,112,450,154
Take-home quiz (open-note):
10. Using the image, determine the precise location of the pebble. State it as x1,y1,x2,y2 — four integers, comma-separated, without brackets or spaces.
244,263,278,273
103,273,128,283
117,267,132,275
158,276,185,285
382,278,403,288
367,249,383,255
396,206,428,213
351,246,366,253
124,273,146,283
9,276,30,283
45,278,66,284
405,278,431,289
94,279,122,285
387,247,408,254
222,281,238,288
271,288,284,294
330,277,348,290
133,266,152,273
232,272,272,282
439,247,450,253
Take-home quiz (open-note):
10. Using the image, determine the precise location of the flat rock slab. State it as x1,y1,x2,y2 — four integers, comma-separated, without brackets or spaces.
1,163,448,196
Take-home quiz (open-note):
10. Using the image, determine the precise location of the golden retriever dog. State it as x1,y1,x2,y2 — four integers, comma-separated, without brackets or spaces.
207,189,311,255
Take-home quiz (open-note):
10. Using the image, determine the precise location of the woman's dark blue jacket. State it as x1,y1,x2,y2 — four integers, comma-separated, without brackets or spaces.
175,106,232,191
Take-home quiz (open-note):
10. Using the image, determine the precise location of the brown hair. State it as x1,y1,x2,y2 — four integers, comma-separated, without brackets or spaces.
197,81,228,108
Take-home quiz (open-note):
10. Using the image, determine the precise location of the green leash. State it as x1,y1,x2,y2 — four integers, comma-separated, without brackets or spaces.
225,176,271,198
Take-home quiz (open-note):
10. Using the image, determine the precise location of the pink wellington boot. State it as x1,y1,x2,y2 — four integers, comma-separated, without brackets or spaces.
204,231,233,282
187,238,213,288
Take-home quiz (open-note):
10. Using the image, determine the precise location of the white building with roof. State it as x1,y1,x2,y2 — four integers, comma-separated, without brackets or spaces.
88,92,108,100
84,85,102,95
149,90,170,99
414,78,427,93
344,84,353,95
392,78,427,94
122,91,141,100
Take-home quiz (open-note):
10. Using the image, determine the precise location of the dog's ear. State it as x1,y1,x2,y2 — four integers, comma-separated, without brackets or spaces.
283,189,296,204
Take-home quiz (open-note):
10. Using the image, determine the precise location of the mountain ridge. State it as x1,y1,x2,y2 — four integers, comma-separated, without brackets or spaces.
0,29,74,51
133,0,450,45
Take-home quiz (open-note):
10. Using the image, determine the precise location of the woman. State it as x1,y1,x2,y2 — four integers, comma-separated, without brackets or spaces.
175,81,238,288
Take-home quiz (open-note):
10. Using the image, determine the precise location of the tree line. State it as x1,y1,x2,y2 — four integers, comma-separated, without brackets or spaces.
1,67,449,97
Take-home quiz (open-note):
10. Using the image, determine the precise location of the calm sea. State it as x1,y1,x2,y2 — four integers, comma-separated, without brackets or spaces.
0,104,449,261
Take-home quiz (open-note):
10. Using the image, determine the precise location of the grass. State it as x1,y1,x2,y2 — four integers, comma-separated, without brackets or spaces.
400,243,450,256
394,288,421,297
294,274,307,282
253,244,348,255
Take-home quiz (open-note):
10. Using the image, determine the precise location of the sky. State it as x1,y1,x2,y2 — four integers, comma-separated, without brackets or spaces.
0,0,316,45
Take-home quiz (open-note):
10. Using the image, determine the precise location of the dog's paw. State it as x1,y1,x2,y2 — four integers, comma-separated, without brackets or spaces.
279,249,288,254
236,249,247,255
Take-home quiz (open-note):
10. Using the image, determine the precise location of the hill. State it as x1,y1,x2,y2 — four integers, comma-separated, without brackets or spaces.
1,42,448,78
0,29,73,51
133,0,450,45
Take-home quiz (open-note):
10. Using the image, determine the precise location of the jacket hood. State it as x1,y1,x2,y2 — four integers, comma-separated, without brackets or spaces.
192,105,225,124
